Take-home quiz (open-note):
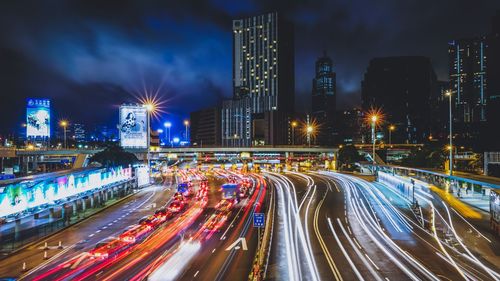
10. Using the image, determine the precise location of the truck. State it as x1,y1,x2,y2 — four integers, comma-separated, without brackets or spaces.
221,183,240,201
177,182,193,197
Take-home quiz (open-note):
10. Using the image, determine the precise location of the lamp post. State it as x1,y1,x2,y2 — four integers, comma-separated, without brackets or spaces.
306,126,313,148
291,121,298,145
184,120,190,143
388,125,395,145
60,120,68,149
144,103,154,180
371,115,378,164
157,129,163,146
445,91,453,176
233,134,239,147
164,122,171,146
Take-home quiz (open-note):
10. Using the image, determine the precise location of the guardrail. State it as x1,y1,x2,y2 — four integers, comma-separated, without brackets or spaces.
249,180,275,281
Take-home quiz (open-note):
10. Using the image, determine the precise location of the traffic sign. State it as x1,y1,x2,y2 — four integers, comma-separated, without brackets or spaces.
253,213,265,228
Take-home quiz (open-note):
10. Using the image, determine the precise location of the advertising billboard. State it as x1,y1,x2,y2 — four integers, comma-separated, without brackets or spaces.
119,105,148,148
26,98,51,138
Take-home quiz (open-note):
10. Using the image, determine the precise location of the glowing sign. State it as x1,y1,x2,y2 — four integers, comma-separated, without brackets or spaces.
119,105,148,148
0,167,132,218
26,98,51,138
136,166,150,187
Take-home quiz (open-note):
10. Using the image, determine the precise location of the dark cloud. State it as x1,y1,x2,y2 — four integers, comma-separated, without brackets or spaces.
0,0,498,134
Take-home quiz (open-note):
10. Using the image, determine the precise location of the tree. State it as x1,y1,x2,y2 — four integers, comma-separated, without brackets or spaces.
338,145,364,171
89,145,139,167
401,147,446,169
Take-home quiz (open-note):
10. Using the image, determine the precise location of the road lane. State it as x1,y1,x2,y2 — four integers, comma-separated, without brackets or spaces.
0,184,175,280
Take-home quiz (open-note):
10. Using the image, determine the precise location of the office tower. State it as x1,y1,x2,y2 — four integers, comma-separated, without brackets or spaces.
485,10,500,150
311,52,336,145
222,12,294,146
190,106,221,147
72,123,86,143
337,108,364,144
448,38,488,124
361,56,437,144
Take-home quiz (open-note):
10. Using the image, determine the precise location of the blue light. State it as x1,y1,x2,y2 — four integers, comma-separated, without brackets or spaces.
173,137,180,143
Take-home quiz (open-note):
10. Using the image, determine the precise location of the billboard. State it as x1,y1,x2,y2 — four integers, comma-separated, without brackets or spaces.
119,105,148,148
26,98,51,138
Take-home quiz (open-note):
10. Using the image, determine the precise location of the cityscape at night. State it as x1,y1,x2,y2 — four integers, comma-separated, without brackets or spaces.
0,1,499,280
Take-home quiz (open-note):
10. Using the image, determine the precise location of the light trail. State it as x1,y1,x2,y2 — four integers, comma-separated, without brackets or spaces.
312,185,342,280
148,241,202,281
265,173,320,281
327,217,365,281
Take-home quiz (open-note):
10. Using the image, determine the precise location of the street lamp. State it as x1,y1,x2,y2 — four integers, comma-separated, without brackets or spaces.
388,125,395,145
59,120,68,149
306,125,313,148
445,91,453,176
164,122,172,146
184,120,190,143
144,103,154,180
291,121,298,145
157,128,163,145
370,115,378,164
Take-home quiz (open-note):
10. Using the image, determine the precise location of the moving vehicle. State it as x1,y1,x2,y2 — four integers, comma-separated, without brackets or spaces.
177,182,193,197
221,183,240,201
91,237,127,259
168,200,186,213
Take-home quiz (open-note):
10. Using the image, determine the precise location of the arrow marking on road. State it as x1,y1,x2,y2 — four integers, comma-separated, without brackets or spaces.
225,237,248,251
70,252,90,269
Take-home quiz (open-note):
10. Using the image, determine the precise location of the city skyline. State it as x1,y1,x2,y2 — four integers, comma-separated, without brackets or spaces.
0,1,499,134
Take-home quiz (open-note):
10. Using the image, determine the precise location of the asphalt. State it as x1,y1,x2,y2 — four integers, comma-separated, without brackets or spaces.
1,183,175,280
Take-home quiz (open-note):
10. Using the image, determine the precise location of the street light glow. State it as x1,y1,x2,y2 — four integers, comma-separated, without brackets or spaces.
60,120,68,127
291,121,298,127
164,122,172,128
184,120,189,126
144,103,154,112
306,126,313,133
371,115,378,123
389,125,395,131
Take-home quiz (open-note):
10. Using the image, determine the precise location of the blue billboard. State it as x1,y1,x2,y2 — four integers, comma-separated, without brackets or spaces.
26,98,51,138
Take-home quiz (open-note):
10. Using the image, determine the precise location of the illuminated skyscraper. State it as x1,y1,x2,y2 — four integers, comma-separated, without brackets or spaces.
223,12,294,146
448,38,488,123
311,52,336,145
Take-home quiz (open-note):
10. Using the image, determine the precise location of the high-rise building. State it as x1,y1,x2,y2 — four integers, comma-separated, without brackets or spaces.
361,56,437,144
485,10,500,150
222,12,294,146
448,38,488,124
311,52,336,145
337,108,364,144
72,123,86,143
190,106,221,147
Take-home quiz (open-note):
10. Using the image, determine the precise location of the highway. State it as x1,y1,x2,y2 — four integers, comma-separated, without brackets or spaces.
1,168,499,281
1,169,266,281
0,183,175,280
265,171,499,281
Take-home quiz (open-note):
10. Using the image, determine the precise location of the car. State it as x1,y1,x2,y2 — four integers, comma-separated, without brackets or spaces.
120,224,151,244
168,201,186,213
91,237,127,259
215,199,234,212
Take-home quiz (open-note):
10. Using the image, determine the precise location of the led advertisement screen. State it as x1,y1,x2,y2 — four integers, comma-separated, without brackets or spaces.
0,167,132,218
26,98,51,138
119,105,148,148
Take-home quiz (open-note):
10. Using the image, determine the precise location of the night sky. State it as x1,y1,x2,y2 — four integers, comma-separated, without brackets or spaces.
0,0,498,136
